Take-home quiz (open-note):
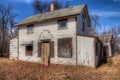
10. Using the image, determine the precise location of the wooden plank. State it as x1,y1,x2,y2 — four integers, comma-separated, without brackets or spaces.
58,38,72,58
50,41,54,58
38,42,42,57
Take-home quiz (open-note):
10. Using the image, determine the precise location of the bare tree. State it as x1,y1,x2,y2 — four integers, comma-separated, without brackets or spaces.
32,0,50,14
109,26,120,39
90,14,101,35
0,2,17,57
102,25,120,53
32,0,71,14
109,26,120,52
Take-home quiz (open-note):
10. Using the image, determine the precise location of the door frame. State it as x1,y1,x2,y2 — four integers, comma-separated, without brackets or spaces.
41,39,51,64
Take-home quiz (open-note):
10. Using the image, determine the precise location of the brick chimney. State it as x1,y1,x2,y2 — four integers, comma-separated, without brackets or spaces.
50,3,54,11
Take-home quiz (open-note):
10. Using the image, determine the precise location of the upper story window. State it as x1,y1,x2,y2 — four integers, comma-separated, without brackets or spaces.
82,14,85,31
58,19,67,29
82,14,85,23
27,25,34,34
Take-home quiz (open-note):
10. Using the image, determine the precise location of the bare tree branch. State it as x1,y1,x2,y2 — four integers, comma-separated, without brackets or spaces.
32,0,71,14
0,2,18,57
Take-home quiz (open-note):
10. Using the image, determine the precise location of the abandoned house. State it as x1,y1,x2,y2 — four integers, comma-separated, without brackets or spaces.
99,34,115,58
10,4,102,68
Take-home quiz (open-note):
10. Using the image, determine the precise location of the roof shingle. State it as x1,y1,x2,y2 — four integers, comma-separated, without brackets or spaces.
16,4,86,26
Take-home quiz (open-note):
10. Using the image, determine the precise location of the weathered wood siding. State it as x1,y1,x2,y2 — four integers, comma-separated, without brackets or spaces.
77,11,88,35
104,42,113,57
77,36,95,67
95,42,101,67
10,37,18,60
18,18,77,65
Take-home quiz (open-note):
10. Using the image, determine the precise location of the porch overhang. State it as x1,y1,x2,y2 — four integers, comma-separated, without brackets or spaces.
21,41,33,46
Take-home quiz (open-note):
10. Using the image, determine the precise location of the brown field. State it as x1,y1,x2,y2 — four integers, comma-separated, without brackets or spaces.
0,55,120,80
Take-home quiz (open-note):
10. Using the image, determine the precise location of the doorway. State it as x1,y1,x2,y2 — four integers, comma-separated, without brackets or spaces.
41,42,50,64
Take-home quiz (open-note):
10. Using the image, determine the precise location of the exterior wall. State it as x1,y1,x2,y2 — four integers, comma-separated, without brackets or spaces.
77,36,95,67
110,40,115,57
77,11,88,35
18,18,77,65
104,42,112,57
10,37,18,60
95,42,101,67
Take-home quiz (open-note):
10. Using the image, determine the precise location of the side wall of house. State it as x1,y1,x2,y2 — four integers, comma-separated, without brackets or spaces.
77,36,95,67
77,10,89,35
18,18,77,65
95,42,101,67
10,38,18,60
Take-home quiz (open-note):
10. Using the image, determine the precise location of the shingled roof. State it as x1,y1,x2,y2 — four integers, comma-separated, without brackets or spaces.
16,4,86,26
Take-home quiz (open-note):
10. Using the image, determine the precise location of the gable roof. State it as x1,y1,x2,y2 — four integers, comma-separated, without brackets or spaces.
98,34,114,43
16,4,86,26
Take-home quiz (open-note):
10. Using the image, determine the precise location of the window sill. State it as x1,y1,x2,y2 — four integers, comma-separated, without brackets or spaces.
58,27,68,30
58,56,72,58
25,55,32,56
27,32,34,34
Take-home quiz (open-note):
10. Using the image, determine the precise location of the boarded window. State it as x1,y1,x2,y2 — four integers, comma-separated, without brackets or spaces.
50,41,54,58
38,42,42,57
58,38,72,58
26,45,33,56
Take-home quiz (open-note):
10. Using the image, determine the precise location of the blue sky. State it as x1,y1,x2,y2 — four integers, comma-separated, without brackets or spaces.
1,0,120,31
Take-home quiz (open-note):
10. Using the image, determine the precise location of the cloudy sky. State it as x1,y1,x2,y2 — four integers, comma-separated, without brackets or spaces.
1,0,120,30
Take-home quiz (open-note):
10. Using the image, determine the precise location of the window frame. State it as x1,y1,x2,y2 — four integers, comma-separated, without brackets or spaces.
82,22,85,31
58,19,68,30
27,25,34,34
25,45,33,56
57,37,72,58
82,14,85,31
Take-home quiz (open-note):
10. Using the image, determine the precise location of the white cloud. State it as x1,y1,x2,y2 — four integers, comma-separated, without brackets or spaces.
12,0,33,4
90,11,120,18
24,0,32,4
113,0,120,2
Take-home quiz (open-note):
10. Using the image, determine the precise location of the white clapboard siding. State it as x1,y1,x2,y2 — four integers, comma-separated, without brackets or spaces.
18,18,77,64
10,37,18,60
77,36,95,68
77,11,88,35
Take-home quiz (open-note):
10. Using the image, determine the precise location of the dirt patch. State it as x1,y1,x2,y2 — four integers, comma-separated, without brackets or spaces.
0,55,120,80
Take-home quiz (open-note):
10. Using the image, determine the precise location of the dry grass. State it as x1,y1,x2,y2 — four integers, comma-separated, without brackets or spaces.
0,55,120,80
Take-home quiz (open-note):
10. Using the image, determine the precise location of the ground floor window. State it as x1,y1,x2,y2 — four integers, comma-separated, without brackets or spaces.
58,38,72,58
26,45,33,56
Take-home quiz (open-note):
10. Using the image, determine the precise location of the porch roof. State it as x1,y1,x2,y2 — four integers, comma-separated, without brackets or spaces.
21,41,33,46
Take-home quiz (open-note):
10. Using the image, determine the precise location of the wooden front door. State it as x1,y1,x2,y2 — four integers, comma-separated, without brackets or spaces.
41,42,50,64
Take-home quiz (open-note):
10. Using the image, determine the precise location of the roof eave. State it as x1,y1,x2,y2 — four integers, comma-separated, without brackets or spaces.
16,14,79,27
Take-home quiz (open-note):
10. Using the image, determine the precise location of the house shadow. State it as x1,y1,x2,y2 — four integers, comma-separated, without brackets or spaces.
99,46,108,67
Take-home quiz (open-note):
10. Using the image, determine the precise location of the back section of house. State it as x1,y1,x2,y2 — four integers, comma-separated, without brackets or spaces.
77,35,102,67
